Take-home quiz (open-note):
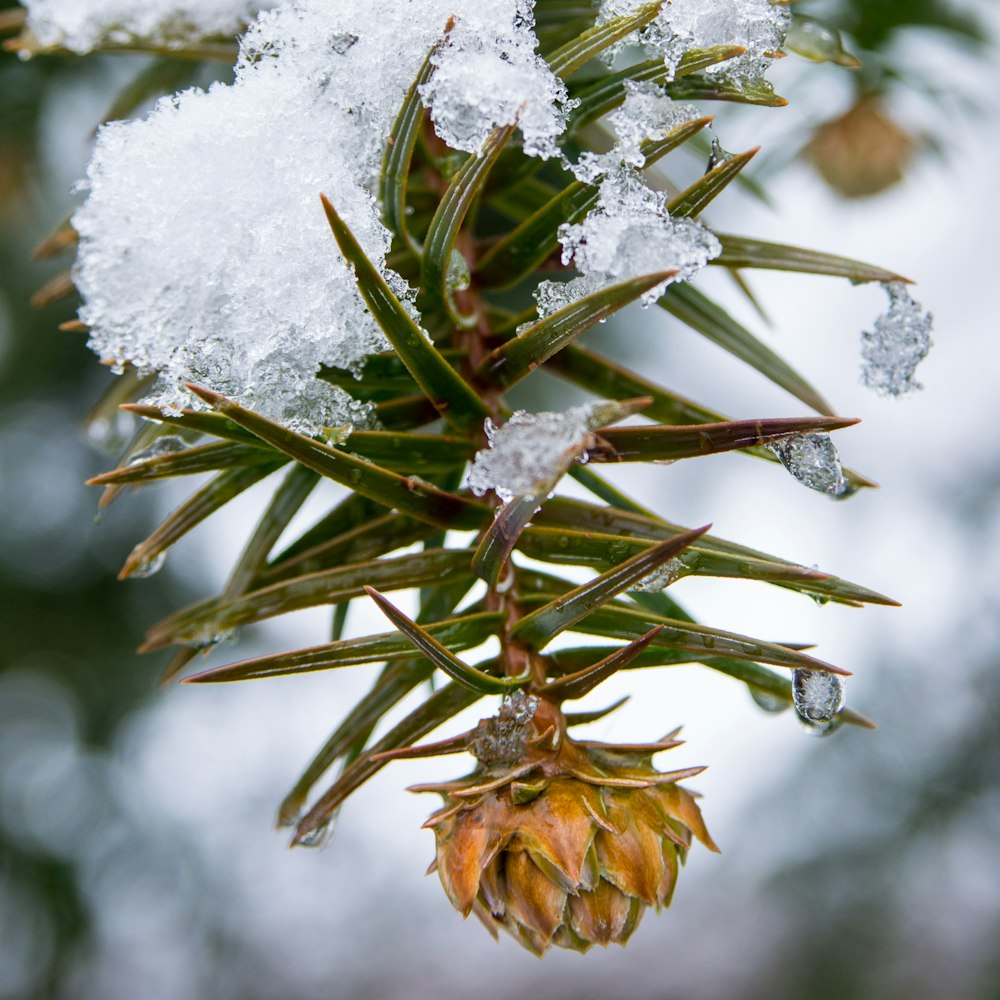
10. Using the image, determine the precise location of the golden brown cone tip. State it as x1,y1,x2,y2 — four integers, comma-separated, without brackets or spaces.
426,715,716,954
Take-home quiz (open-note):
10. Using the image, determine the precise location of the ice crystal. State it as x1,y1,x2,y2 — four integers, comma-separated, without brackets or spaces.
419,1,570,157
769,433,846,497
598,0,789,84
467,405,599,503
21,0,272,53
469,691,539,770
128,435,188,463
791,669,845,723
630,557,685,592
128,550,166,579
535,167,721,319
75,0,565,433
861,282,933,398
799,714,845,738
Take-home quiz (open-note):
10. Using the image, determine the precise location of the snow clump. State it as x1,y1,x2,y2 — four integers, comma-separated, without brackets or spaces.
607,81,700,166
420,0,571,157
598,0,790,84
861,282,933,398
20,0,272,53
534,166,721,319
73,0,570,432
467,405,601,503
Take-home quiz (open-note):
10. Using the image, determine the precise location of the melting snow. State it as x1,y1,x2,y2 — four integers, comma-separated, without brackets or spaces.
861,282,933,398
20,0,272,53
467,405,599,503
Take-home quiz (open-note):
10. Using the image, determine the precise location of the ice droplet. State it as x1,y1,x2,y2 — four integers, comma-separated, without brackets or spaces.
704,135,731,172
128,435,189,464
445,249,471,294
792,668,845,722
630,557,685,592
748,686,789,714
861,282,933,398
297,814,338,848
130,550,166,578
784,16,857,67
769,433,846,496
799,714,845,738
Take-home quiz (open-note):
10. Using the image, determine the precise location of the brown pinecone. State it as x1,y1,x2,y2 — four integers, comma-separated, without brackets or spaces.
418,697,718,954
805,95,914,198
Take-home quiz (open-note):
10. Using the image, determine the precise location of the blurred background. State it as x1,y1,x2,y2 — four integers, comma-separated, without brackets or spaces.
1,2,998,998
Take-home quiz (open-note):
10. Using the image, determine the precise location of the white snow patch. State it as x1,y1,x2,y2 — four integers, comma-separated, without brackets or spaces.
74,0,570,433
467,406,599,503
535,166,721,319
21,0,273,53
598,0,789,84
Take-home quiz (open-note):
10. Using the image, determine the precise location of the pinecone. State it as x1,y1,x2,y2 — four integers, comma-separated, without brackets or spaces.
424,697,717,954
805,96,914,199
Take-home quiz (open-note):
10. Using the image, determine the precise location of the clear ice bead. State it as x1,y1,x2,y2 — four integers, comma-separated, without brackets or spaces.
128,435,189,464
130,551,166,578
630,558,684,592
769,433,847,496
792,668,845,722
297,814,338,848
799,714,845,738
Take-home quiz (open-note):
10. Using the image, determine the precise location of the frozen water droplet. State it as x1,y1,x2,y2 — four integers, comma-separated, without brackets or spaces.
785,17,857,67
128,435,189,464
445,250,470,294
502,690,538,727
861,282,933,398
705,135,731,172
799,714,845,738
630,558,684,592
749,686,789,714
130,550,166,578
190,629,237,653
769,433,846,496
792,669,845,722
297,814,338,848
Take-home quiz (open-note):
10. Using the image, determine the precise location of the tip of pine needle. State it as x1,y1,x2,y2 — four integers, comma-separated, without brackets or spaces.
183,382,226,407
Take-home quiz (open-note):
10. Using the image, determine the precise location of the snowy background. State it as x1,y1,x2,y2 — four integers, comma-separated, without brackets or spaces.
1,4,999,999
